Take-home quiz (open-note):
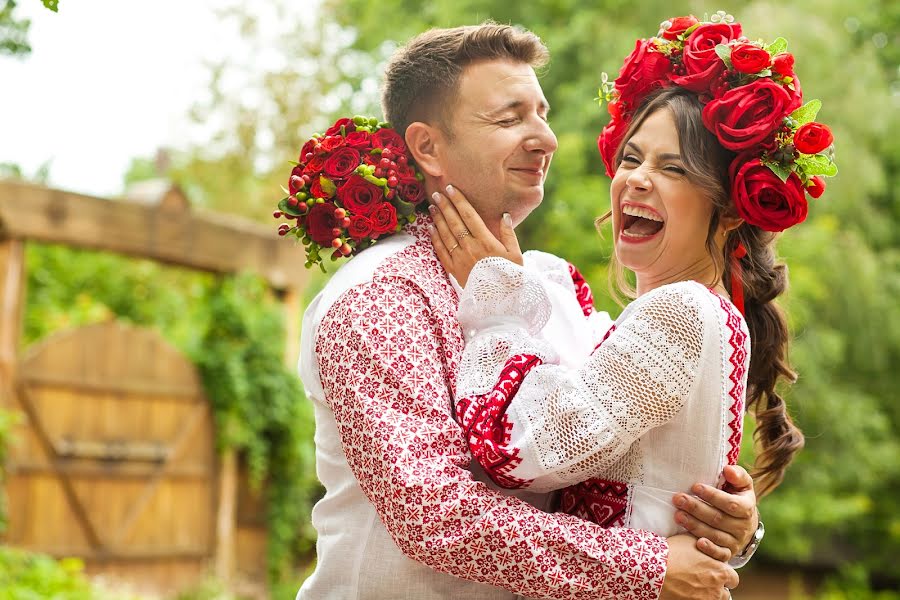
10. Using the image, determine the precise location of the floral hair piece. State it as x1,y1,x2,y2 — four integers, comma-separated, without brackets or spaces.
597,10,837,232
274,116,426,270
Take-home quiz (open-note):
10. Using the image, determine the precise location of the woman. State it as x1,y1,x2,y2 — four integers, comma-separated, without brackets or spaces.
428,14,831,548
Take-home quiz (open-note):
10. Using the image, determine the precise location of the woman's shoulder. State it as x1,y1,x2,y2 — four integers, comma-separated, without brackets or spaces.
618,281,732,337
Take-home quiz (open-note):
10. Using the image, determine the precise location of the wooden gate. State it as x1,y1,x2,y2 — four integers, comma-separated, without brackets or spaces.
3,320,217,590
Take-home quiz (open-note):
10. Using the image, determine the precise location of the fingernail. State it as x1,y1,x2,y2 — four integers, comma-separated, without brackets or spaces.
428,204,436,214
675,495,686,508
445,184,454,195
503,212,512,226
431,192,442,203
675,511,687,524
692,484,704,495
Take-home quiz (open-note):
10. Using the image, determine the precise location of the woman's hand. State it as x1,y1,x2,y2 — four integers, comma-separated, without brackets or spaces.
428,185,523,287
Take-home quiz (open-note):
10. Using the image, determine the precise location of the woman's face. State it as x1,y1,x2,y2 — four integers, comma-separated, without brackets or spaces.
610,108,717,291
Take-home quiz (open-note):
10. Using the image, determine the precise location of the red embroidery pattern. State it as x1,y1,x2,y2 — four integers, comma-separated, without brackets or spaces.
456,354,543,489
712,292,748,465
568,262,595,317
314,222,668,599
559,479,631,527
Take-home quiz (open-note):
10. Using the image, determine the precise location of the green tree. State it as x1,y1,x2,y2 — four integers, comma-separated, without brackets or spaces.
0,0,31,57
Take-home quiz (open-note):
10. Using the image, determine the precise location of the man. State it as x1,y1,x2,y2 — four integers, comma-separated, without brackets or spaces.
298,24,759,600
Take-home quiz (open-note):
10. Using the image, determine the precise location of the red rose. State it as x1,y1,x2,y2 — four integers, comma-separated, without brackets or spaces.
806,175,826,199
345,131,372,150
370,202,398,234
614,39,673,111
397,176,424,204
661,15,699,40
325,117,355,136
319,135,345,152
730,43,771,74
781,70,803,112
702,80,795,151
671,22,742,92
348,215,374,240
371,128,407,154
309,175,334,199
793,122,833,155
338,174,383,216
323,147,361,178
772,53,794,77
299,138,317,162
730,158,808,232
598,116,629,178
305,202,339,245
302,154,326,176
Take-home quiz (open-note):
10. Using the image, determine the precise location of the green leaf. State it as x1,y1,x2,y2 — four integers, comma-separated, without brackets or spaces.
278,196,304,217
715,43,732,62
789,100,822,127
319,175,336,197
796,154,838,177
766,161,794,182
42,0,59,12
765,37,788,56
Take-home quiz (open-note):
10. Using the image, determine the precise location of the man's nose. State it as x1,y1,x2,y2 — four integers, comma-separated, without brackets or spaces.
523,118,558,154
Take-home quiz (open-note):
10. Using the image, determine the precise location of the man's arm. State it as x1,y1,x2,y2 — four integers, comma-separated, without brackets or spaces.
317,278,678,600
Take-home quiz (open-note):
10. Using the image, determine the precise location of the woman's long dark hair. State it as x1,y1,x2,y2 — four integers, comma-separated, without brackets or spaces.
599,87,804,496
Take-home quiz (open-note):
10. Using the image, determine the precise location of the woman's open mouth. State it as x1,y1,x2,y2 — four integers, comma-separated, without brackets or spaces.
620,204,664,242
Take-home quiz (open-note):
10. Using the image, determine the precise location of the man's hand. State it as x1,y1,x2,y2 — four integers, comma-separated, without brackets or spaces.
660,534,738,600
673,465,759,561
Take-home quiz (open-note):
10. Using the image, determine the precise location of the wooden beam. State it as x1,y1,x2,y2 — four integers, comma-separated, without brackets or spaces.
0,181,309,292
0,238,25,408
214,448,237,583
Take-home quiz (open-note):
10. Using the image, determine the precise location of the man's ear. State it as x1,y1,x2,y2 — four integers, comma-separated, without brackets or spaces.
405,122,443,177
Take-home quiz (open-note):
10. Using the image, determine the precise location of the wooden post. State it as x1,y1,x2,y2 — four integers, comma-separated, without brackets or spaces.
282,286,302,370
0,238,25,408
214,447,238,583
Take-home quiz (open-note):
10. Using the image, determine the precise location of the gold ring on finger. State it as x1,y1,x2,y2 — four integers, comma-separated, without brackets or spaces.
456,229,471,241
448,242,460,255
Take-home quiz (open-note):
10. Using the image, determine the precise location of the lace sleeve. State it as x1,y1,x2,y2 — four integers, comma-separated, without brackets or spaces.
456,281,708,492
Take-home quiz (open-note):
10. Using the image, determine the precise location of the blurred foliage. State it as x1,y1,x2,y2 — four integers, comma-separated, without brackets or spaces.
0,1,30,57
0,547,94,600
0,410,17,535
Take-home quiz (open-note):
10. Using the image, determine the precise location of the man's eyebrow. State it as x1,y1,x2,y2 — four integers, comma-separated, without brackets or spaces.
481,99,551,118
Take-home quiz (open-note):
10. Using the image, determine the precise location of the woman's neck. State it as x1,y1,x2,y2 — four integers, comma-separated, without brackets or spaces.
635,259,727,298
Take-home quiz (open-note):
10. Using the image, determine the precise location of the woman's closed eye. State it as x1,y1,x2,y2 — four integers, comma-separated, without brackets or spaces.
621,154,641,166
663,164,686,175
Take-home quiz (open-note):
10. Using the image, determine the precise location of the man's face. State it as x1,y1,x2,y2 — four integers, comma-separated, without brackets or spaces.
437,60,558,228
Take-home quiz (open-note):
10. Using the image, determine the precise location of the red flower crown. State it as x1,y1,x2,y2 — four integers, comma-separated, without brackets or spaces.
597,11,837,232
274,116,426,270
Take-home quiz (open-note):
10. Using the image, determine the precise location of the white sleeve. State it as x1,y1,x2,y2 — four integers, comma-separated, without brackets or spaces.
455,259,707,493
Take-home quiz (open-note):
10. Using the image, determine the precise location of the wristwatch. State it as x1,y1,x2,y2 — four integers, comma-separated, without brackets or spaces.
729,520,764,568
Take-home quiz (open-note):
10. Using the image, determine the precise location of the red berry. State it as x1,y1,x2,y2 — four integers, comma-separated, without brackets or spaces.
398,155,408,165
331,227,342,238
289,175,303,194
331,238,342,249
287,197,299,208
278,224,290,236
388,176,399,187
273,210,283,219
332,249,342,260
379,157,391,169
374,168,384,178
302,174,312,185
382,148,393,160
341,217,351,227
340,243,352,255
297,202,308,212
386,189,396,200
305,152,313,161
334,208,346,219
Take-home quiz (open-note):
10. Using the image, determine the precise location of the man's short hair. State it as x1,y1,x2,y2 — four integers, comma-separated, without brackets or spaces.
381,23,549,136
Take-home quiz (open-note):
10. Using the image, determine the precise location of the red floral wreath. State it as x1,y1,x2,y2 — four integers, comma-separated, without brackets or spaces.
274,116,426,270
597,10,837,232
